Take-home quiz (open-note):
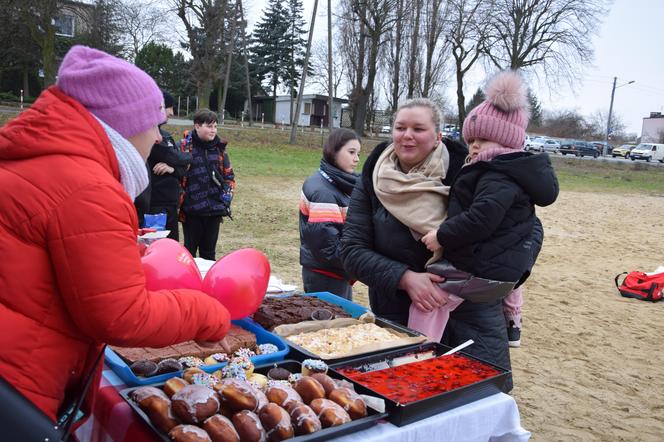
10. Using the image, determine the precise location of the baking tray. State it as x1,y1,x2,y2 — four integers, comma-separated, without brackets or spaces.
105,318,289,386
260,291,369,319
330,342,511,426
283,316,426,365
119,360,388,442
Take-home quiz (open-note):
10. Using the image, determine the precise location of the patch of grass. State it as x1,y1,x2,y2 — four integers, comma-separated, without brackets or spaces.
550,156,664,195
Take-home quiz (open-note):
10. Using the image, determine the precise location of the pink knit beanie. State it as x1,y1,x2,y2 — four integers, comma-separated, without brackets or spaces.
56,45,165,138
462,71,530,149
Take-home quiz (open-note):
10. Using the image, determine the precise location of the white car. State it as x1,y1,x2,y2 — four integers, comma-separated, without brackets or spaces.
526,137,560,153
380,125,391,134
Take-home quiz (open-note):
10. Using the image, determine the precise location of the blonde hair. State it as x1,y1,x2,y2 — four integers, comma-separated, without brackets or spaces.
393,98,443,130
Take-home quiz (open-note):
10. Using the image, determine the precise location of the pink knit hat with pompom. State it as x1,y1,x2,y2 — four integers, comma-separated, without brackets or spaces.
56,45,165,138
462,71,530,149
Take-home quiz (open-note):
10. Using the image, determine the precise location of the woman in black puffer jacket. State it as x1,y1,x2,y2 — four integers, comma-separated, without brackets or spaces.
299,129,361,300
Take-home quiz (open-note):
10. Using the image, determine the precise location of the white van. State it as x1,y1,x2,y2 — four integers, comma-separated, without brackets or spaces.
629,143,664,162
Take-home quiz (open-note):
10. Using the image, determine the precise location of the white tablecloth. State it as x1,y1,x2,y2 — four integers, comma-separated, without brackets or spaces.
331,393,530,442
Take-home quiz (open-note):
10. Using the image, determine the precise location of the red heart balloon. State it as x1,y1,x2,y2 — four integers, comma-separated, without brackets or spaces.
141,238,203,291
202,248,270,319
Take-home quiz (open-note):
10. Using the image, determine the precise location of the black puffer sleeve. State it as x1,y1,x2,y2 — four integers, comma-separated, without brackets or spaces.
341,174,409,298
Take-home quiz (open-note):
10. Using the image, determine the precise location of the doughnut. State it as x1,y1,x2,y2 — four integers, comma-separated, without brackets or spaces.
258,403,294,441
164,377,189,398
216,378,260,412
328,387,367,419
265,384,302,408
172,384,220,424
309,398,351,428
309,373,337,397
202,414,240,442
168,424,212,442
231,410,267,442
286,402,322,435
292,376,325,404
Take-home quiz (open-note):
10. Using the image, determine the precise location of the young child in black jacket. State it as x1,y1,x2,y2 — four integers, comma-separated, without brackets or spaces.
415,71,559,348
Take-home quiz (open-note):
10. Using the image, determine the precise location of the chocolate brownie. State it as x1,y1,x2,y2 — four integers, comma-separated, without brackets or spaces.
112,325,257,364
252,295,351,330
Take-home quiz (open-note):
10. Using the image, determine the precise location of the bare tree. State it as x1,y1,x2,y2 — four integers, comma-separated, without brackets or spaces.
483,0,608,82
173,0,229,110
589,109,626,140
310,40,344,98
444,0,489,130
116,0,170,61
387,0,406,113
421,0,448,97
339,0,398,135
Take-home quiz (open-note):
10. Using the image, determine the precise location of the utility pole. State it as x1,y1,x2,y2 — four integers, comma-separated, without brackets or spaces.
290,0,319,144
327,0,333,130
239,0,253,126
605,77,617,157
605,77,635,156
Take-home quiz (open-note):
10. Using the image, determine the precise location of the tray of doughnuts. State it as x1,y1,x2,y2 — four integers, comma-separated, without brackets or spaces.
120,360,388,442
106,318,289,386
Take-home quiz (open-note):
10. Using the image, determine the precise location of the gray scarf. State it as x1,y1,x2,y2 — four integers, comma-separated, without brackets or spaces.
95,116,149,200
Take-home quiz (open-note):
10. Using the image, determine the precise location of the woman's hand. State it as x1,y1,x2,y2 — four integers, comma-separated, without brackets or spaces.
153,162,175,175
399,270,447,312
421,230,442,252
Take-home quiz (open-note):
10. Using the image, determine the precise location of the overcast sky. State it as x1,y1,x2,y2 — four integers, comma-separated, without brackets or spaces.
244,0,663,135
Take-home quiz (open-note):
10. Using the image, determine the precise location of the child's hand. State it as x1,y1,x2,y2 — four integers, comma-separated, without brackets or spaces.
422,230,442,252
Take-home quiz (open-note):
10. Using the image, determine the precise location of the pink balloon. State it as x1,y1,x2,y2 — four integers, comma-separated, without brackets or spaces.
202,248,270,319
141,239,203,291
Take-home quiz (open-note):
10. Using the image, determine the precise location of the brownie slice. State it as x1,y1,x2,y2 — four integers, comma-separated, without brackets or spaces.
252,295,351,330
112,325,257,365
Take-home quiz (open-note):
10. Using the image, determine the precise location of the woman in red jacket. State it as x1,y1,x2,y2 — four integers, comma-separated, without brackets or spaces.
0,46,231,425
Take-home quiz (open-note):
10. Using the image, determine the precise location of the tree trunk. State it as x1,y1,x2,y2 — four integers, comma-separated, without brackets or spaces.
390,0,403,114
456,64,466,132
41,26,57,87
238,0,253,125
198,79,212,110
407,0,421,99
22,69,30,99
289,0,318,144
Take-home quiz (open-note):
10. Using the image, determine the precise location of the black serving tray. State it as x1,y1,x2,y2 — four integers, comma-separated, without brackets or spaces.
120,360,388,442
330,342,511,427
285,316,427,365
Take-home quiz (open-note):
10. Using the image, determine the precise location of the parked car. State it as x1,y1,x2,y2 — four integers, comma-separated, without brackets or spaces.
526,137,560,153
558,140,599,158
630,143,664,162
380,125,391,134
611,144,636,159
590,141,613,155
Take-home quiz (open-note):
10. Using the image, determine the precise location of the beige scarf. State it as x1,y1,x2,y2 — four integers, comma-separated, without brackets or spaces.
373,142,450,262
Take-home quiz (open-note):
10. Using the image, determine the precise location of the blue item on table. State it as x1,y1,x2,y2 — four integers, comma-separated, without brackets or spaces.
104,318,288,386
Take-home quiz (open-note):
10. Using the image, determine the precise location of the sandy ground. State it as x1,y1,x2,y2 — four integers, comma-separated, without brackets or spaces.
501,191,664,441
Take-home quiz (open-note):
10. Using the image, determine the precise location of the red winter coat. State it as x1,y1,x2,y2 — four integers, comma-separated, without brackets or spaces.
0,87,230,421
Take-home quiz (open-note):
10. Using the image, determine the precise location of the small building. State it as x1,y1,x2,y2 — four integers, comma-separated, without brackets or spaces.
251,94,347,128
641,112,664,143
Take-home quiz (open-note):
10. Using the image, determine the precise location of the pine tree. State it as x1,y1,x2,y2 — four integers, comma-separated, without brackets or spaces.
250,0,290,99
465,88,485,115
528,89,543,129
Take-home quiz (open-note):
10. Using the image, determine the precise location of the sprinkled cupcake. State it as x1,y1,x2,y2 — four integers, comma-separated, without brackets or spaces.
301,359,328,376
257,343,279,355
234,347,256,359
221,364,247,380
178,356,204,368
190,372,221,389
203,352,229,365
